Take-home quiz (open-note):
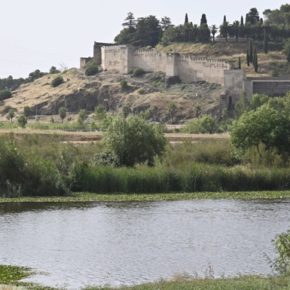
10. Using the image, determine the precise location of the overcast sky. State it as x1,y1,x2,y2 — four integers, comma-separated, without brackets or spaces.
0,0,286,78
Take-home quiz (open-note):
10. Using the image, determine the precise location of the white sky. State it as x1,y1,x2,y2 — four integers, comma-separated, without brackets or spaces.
0,0,286,78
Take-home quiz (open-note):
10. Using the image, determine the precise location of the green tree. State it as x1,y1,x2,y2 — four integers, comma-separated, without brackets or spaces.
200,14,208,25
23,106,31,117
220,16,228,41
198,24,211,43
246,8,260,25
95,105,106,120
17,115,27,128
0,90,12,101
7,109,15,123
161,17,172,31
78,109,87,125
274,230,290,274
284,39,290,63
133,16,162,47
58,107,67,123
263,29,269,54
211,25,218,42
184,13,189,25
103,116,166,166
253,48,258,72
231,103,290,156
168,102,177,124
49,66,60,74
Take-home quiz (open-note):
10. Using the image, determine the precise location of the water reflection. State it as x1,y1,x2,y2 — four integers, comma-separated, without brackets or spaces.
0,199,289,289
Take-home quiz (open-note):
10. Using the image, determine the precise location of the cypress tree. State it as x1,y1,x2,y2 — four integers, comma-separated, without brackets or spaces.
253,48,258,73
240,16,244,26
185,13,189,25
238,57,241,69
249,40,253,63
263,29,268,54
201,14,208,25
246,49,250,66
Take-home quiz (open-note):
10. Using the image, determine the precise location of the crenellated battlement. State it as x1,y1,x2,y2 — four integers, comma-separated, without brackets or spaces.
80,43,232,86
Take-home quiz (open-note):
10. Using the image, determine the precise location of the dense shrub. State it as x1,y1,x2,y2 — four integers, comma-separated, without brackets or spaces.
0,89,12,101
132,68,145,77
51,76,64,87
103,116,167,166
183,115,219,134
120,80,129,90
17,115,27,128
85,62,99,76
0,141,69,197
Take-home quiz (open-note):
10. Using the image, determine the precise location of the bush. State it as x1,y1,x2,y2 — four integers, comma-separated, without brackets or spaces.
274,230,290,274
23,106,31,117
132,68,145,77
51,76,64,87
120,80,129,91
183,115,219,134
103,116,167,167
0,89,12,101
0,141,69,197
17,115,27,128
85,62,99,76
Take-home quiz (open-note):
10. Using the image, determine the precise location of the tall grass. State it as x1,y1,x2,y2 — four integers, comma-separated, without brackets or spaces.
0,135,289,196
72,163,290,194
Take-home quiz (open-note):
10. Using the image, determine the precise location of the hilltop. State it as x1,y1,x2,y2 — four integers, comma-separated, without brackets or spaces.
0,67,223,123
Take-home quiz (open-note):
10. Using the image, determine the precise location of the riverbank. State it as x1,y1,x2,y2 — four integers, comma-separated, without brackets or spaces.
1,264,289,290
0,191,290,203
87,275,290,290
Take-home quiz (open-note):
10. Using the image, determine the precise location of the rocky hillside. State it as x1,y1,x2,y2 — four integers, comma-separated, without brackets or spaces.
1,68,223,123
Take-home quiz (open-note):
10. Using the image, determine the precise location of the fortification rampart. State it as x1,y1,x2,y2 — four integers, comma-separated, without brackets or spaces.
83,44,230,86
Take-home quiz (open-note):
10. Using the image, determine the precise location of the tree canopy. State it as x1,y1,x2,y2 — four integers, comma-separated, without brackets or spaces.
103,116,166,167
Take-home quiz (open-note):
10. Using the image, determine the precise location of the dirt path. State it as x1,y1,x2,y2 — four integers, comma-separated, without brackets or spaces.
0,129,229,143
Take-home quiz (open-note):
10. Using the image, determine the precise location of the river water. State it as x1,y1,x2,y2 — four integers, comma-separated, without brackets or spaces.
0,199,289,289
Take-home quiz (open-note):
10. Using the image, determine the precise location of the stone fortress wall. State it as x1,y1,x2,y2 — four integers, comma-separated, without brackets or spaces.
81,42,230,86
81,42,290,107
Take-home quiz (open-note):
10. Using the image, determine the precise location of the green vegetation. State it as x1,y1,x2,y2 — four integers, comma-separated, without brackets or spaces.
85,62,99,76
51,76,64,87
183,115,219,134
1,191,290,204
0,265,31,284
132,68,145,77
0,89,12,101
58,107,67,123
231,94,290,165
17,115,28,128
7,108,15,122
103,116,166,167
115,5,290,49
85,275,290,290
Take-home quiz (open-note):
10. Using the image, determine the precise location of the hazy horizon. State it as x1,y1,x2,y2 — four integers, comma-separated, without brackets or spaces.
0,0,286,78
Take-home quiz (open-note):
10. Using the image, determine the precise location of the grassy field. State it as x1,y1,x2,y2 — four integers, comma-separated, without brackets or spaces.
0,191,289,204
0,127,229,143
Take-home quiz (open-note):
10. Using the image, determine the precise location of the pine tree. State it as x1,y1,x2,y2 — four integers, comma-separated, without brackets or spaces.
184,13,189,25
